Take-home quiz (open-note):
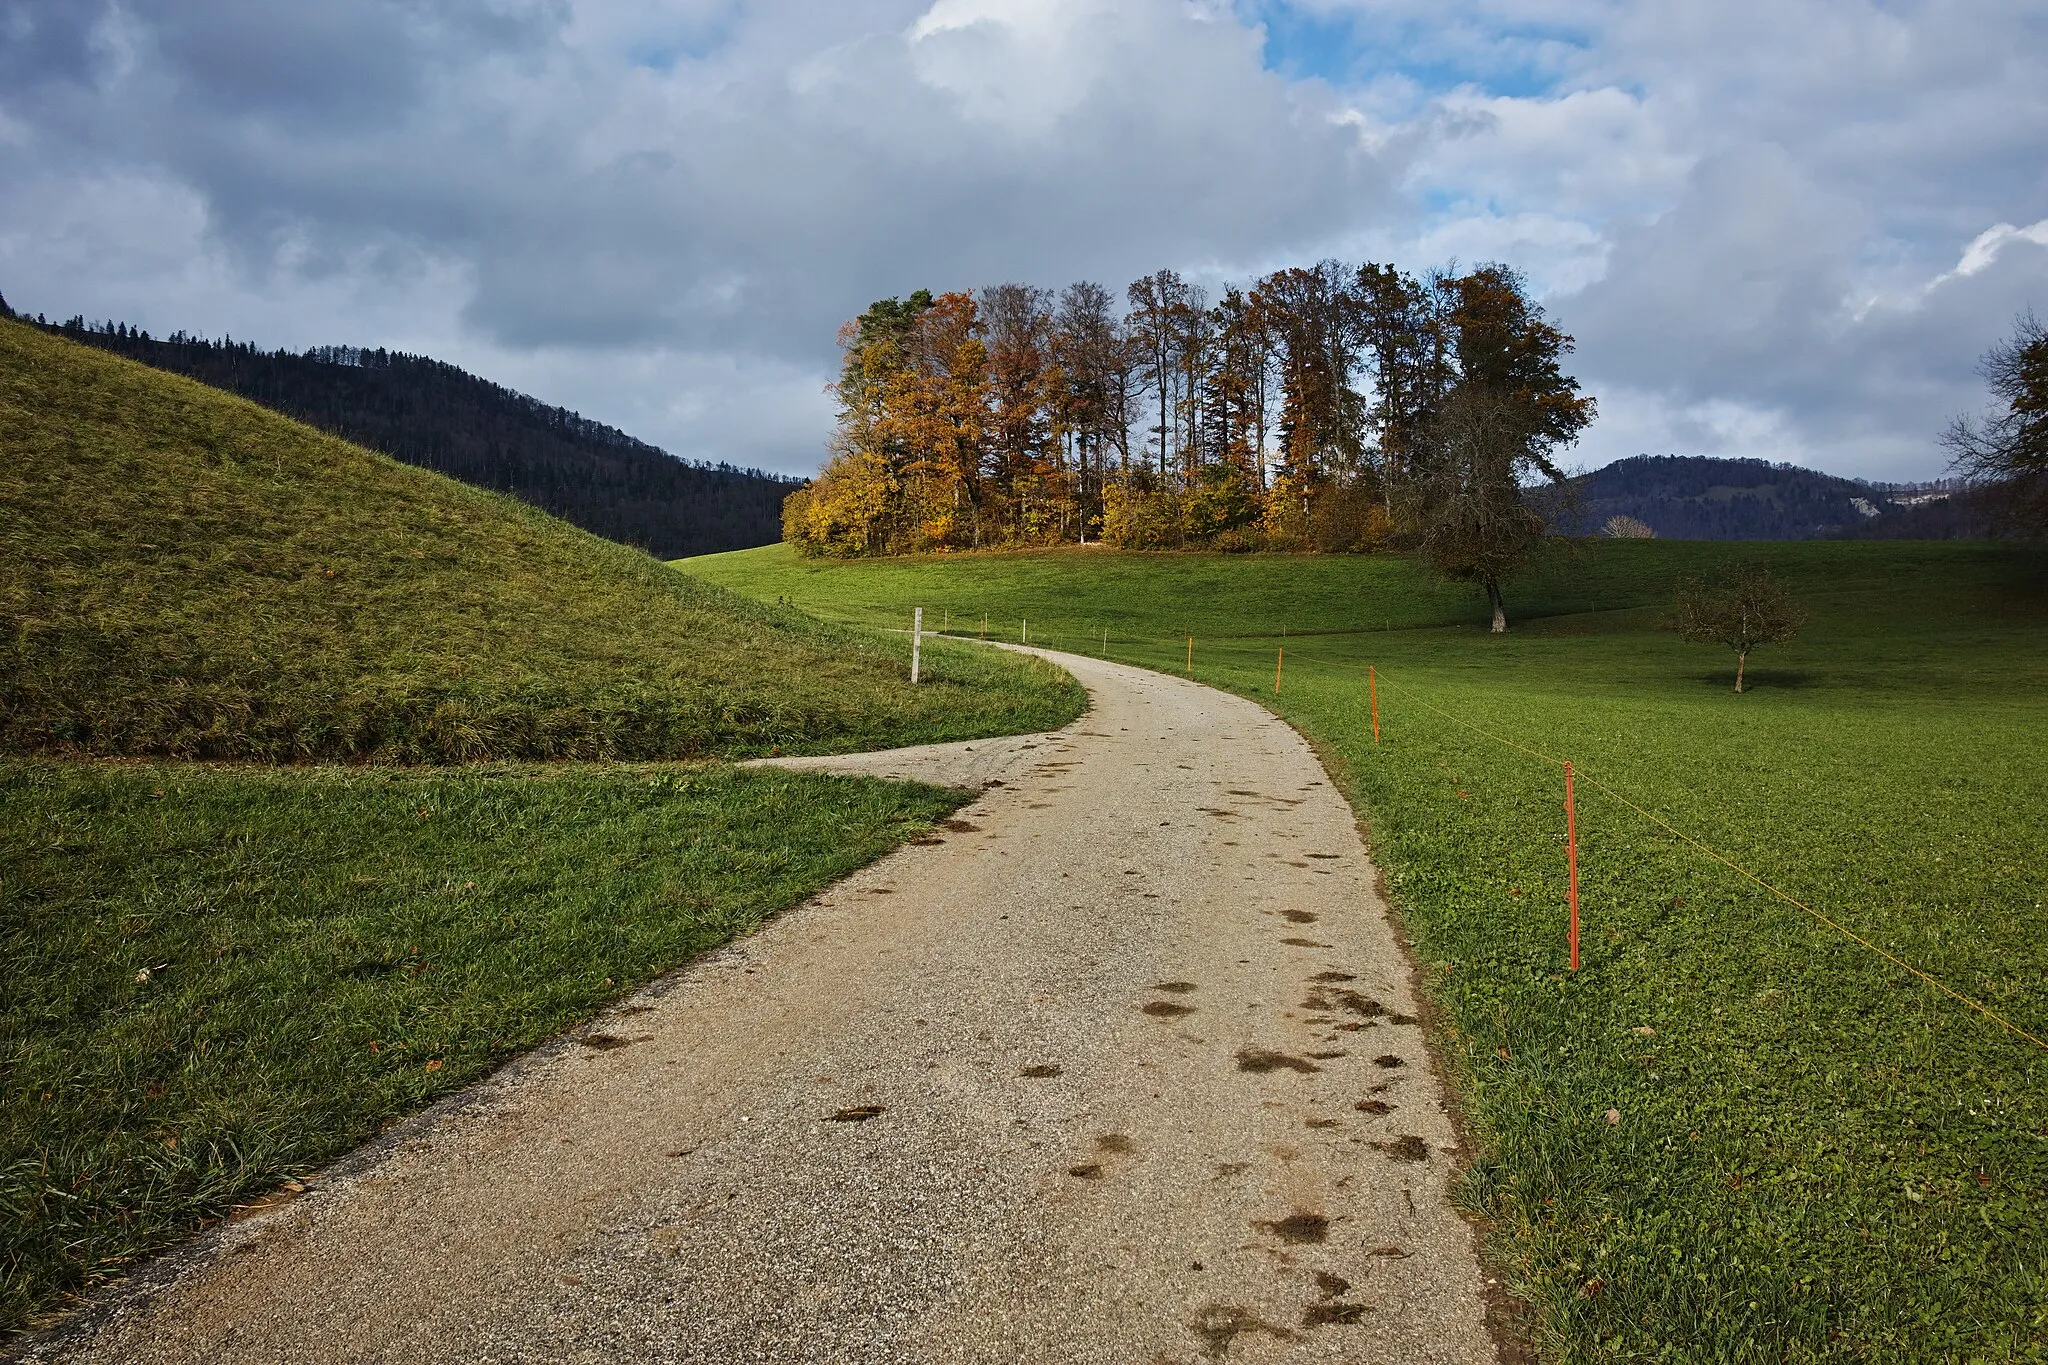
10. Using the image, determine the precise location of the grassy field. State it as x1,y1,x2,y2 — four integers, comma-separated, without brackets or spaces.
1,323,1089,1338
0,319,1081,762
0,760,969,1332
686,539,2048,1363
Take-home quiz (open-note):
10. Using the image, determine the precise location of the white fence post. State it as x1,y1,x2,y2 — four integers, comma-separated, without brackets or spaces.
911,606,923,684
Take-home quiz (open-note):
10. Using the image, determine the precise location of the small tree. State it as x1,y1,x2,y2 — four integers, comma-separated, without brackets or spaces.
1671,564,1806,692
1602,514,1656,538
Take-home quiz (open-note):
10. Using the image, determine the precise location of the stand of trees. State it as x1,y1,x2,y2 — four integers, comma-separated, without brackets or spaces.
0,296,798,559
785,262,1595,567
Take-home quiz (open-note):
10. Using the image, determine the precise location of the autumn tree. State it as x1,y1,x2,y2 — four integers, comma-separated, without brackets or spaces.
1942,310,2048,533
980,283,1061,539
1671,563,1806,692
1354,262,1448,509
1409,388,1550,632
1127,269,1197,480
1405,267,1595,630
1049,280,1131,534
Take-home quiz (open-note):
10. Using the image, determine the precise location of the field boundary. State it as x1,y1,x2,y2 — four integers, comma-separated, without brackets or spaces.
991,622,2047,1054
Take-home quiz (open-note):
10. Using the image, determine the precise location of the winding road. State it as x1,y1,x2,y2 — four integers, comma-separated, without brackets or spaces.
25,650,1498,1364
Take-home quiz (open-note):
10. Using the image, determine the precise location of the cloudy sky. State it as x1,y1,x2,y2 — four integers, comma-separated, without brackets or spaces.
3,0,2044,481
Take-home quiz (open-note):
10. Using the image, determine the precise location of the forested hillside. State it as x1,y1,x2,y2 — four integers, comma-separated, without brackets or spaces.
4,301,795,558
1542,454,1982,540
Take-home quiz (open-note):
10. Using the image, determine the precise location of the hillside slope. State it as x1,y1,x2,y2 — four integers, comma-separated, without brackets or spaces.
1545,454,1981,540
0,320,1080,762
13,309,795,558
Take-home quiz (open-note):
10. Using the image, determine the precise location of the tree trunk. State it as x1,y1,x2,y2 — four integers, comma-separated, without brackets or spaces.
1486,579,1507,634
1735,650,1747,693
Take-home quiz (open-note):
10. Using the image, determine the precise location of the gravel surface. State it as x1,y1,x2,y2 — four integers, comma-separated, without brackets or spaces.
20,651,1496,1365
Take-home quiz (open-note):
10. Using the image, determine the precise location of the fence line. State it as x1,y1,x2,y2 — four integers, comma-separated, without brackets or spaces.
1363,669,2045,1050
990,625,2044,1053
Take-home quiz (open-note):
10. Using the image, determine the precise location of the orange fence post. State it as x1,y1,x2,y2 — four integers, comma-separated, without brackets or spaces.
1564,761,1580,971
1369,666,1379,743
1275,647,1283,695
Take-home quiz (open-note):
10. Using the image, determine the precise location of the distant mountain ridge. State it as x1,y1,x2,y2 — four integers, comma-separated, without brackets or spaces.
1544,455,1982,541
1,300,797,559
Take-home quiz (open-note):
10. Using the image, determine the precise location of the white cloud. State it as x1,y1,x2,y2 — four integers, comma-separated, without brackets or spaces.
2,0,2044,480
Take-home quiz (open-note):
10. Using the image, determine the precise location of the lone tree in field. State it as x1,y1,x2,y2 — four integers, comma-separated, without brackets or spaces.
1941,310,2048,533
1672,564,1806,693
1412,389,1552,632
1408,267,1596,632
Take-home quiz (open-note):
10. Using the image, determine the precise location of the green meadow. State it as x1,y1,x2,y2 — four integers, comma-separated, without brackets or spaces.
1,324,1079,1335
0,761,967,1332
686,539,2048,1363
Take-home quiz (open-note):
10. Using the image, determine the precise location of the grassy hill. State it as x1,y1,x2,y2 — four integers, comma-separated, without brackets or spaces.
0,319,1080,761
23,312,797,559
0,320,1083,1337
686,539,2048,1363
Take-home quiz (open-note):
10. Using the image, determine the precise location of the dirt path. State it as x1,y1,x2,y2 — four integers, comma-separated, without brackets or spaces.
24,651,1497,1365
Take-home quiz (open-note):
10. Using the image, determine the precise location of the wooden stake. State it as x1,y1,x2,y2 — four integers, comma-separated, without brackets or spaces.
910,607,922,685
1186,635,1192,675
1369,665,1379,743
1275,647,1283,695
1022,618,1028,645
1564,761,1580,971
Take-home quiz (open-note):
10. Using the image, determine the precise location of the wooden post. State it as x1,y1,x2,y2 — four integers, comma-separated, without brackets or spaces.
981,614,987,640
1022,618,1028,645
1102,626,1108,656
1186,635,1192,675
910,607,922,685
1564,761,1580,971
1369,665,1379,743
1275,647,1283,695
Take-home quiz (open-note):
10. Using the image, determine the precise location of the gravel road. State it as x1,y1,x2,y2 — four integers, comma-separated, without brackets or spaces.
22,650,1498,1365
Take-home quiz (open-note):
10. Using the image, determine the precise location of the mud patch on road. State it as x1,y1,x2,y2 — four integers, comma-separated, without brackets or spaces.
1152,981,1199,994
1235,1048,1321,1075
1257,1212,1330,1244
1302,987,1382,1018
1374,1135,1429,1162
1191,1304,1296,1360
1280,909,1318,924
1279,937,1333,948
1019,1064,1063,1078
827,1105,884,1122
1143,1000,1196,1018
